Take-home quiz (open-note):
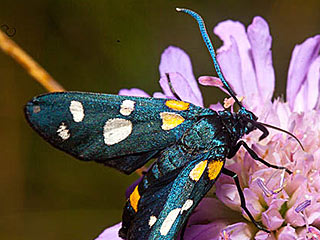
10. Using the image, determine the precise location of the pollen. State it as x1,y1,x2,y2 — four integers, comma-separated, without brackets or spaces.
189,160,208,181
160,112,185,130
165,100,190,111
207,160,224,180
129,185,140,212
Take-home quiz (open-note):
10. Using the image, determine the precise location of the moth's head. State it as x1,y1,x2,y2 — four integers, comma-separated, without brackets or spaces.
237,107,257,131
237,107,268,140
238,107,258,121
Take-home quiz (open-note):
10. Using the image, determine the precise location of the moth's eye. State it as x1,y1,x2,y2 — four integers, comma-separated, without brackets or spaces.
33,105,41,113
247,122,253,129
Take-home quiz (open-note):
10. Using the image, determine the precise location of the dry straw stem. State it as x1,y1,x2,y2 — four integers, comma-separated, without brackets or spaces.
0,30,65,92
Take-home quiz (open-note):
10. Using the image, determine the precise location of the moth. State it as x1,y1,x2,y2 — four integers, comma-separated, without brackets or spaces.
24,8,299,240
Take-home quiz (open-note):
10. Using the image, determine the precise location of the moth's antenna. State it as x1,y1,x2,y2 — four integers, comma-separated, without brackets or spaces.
259,122,305,151
176,8,244,109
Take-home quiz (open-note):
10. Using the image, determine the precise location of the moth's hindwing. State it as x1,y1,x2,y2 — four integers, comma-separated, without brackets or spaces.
24,92,212,173
121,154,226,239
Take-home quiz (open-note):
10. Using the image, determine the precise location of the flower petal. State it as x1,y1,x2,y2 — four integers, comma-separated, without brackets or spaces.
307,56,320,111
209,103,224,111
159,46,203,105
169,72,203,106
118,88,150,97
215,36,244,98
242,188,263,220
307,203,320,225
277,225,298,240
159,76,175,98
187,198,241,225
216,183,241,211
180,220,227,240
95,222,122,240
198,76,223,87
214,20,258,105
286,202,307,227
152,92,167,98
198,76,229,96
254,230,276,240
179,198,242,240
221,222,254,240
262,204,285,231
247,16,275,102
293,56,320,112
273,99,291,128
286,35,320,110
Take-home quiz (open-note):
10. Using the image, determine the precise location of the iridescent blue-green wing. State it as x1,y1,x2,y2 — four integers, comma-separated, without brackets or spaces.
121,155,225,240
24,92,213,174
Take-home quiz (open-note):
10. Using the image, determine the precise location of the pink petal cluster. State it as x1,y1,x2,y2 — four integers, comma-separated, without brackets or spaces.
210,16,320,240
96,16,320,240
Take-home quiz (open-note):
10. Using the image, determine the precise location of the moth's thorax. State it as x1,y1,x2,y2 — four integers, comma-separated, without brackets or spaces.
180,112,231,155
217,109,257,144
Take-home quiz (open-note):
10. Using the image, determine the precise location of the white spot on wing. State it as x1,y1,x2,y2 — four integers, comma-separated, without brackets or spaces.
120,100,135,116
160,208,181,236
181,199,193,213
69,101,84,122
103,118,133,145
149,215,157,228
57,122,70,140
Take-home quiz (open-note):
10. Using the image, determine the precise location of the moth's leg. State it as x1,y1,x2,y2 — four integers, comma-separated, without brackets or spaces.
222,168,270,233
228,140,292,174
179,220,188,240
165,73,182,101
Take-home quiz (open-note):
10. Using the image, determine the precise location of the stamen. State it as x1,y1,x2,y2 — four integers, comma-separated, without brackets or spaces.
257,178,273,197
295,199,312,238
269,169,287,194
223,96,244,109
257,170,287,197
219,229,230,240
295,200,311,213
279,169,285,188
306,226,320,240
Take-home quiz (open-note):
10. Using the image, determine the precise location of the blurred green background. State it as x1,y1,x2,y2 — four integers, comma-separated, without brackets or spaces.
0,0,320,239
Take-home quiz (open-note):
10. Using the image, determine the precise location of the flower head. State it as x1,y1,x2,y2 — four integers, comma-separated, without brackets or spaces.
97,15,320,240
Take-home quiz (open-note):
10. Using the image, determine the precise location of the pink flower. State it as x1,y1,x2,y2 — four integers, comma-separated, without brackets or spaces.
96,16,320,240
210,16,320,239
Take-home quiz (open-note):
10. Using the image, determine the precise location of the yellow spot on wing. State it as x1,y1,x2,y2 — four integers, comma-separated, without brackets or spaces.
189,160,208,181
160,112,185,130
129,186,140,212
165,100,190,111
208,160,224,180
